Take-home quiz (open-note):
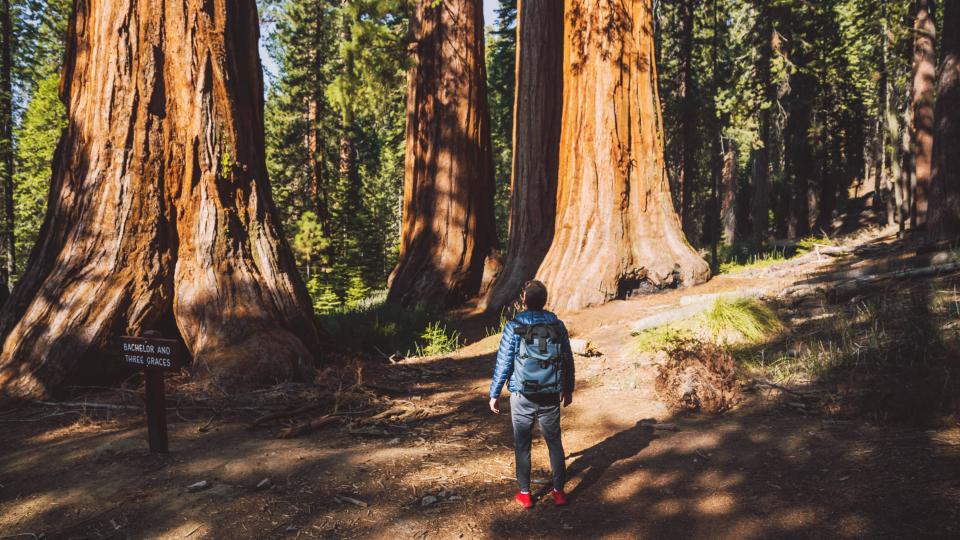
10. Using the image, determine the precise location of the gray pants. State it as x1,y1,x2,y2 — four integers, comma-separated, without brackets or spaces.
510,392,566,492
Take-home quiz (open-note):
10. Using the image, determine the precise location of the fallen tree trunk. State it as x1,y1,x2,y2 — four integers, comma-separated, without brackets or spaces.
778,260,960,299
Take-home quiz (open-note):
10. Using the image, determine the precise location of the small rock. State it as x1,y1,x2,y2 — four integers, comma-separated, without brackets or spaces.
448,495,463,501
256,478,271,490
421,495,438,507
186,480,211,493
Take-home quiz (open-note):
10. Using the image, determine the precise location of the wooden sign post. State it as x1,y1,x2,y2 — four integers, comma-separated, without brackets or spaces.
119,333,182,453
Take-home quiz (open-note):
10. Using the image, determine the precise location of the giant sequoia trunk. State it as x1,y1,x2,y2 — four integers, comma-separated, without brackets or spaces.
910,0,936,227
535,0,709,313
388,0,497,306
0,0,321,399
481,0,563,312
928,0,960,239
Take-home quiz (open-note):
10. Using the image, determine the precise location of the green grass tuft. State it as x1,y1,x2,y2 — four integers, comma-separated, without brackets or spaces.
718,249,788,274
484,307,513,338
633,327,695,353
706,298,784,343
316,294,460,357
632,297,783,354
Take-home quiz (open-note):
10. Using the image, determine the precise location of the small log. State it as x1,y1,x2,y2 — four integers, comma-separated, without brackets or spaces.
370,406,408,421
749,378,806,397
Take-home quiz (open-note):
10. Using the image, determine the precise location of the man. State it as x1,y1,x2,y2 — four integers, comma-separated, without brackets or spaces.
489,280,575,508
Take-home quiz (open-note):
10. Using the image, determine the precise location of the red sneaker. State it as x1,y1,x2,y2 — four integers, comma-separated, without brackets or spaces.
550,489,568,506
515,491,533,509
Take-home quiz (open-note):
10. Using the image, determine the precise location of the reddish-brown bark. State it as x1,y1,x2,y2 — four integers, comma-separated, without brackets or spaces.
388,0,497,307
720,146,738,244
910,0,936,227
535,0,709,313
928,0,960,239
0,0,321,399
481,0,563,312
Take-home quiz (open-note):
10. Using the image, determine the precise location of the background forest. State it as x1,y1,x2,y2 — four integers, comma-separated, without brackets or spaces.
0,0,946,315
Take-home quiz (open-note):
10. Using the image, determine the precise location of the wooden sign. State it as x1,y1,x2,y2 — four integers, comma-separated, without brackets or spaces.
119,336,181,370
118,334,184,454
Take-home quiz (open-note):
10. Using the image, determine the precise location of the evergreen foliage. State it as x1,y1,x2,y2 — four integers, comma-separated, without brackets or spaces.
485,0,516,246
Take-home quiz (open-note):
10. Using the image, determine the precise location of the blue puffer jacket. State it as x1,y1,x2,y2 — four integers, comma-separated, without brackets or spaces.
489,310,575,398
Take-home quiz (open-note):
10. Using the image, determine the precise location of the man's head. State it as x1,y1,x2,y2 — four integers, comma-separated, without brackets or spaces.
521,280,548,311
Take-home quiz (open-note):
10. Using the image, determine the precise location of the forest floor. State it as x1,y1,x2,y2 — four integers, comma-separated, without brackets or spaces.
2,228,960,539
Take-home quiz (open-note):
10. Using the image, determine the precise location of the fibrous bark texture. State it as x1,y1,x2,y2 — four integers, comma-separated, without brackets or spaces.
535,0,709,313
0,0,321,399
720,145,738,244
910,0,936,227
928,0,960,239
481,0,563,312
388,0,496,307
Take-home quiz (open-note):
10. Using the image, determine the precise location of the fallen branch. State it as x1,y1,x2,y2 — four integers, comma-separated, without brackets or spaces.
0,410,83,423
749,378,806,397
34,401,140,411
371,405,409,421
278,415,339,439
373,345,404,364
335,494,369,507
361,382,411,395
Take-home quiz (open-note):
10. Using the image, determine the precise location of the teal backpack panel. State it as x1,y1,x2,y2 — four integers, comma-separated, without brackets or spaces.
511,322,565,394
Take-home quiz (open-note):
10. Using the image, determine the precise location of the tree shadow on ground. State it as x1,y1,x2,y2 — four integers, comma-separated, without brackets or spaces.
566,420,657,501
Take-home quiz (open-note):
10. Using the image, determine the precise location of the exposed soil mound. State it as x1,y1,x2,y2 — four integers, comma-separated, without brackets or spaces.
654,340,740,413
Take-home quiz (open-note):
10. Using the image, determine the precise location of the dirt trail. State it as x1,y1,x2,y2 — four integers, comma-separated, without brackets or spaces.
1,235,959,539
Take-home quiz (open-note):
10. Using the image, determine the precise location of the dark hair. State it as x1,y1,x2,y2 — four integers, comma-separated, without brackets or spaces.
523,280,548,310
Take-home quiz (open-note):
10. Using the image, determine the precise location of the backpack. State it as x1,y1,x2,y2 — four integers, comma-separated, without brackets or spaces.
512,321,566,395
